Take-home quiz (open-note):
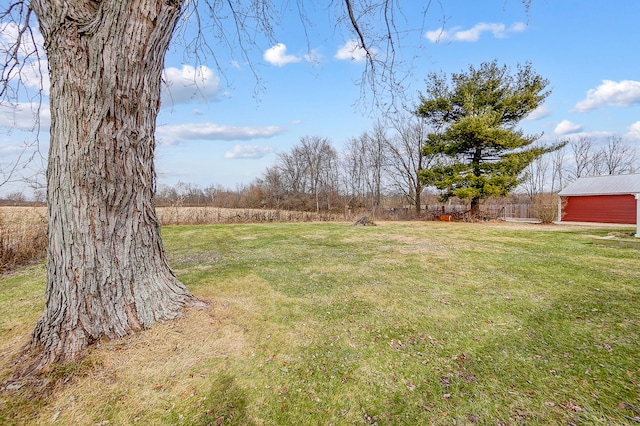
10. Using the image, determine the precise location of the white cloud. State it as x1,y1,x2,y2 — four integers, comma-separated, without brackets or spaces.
156,122,284,145
0,23,50,95
626,121,640,140
524,105,551,121
559,131,614,142
554,119,583,135
425,22,526,43
334,39,376,62
0,145,27,158
0,102,50,130
19,59,50,96
161,65,220,106
224,144,274,159
303,48,322,65
573,80,640,112
263,43,301,67
0,22,45,57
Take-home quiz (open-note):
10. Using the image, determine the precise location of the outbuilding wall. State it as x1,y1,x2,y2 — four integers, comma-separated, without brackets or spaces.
562,194,637,224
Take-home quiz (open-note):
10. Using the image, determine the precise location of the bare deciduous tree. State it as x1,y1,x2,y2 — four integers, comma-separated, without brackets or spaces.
543,135,638,194
570,136,598,179
597,136,637,175
566,135,638,182
259,136,340,212
278,147,309,209
341,123,387,213
342,135,369,209
261,166,286,210
522,155,550,199
366,123,387,209
297,136,339,213
550,143,567,192
385,113,436,216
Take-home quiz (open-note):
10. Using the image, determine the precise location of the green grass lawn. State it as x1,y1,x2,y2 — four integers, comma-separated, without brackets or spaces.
1,221,639,425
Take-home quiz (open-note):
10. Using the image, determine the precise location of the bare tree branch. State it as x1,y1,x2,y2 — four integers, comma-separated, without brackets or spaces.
0,1,47,191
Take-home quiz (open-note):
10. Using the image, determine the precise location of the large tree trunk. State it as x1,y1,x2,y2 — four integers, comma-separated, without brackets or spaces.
27,0,199,370
470,197,481,217
414,183,421,217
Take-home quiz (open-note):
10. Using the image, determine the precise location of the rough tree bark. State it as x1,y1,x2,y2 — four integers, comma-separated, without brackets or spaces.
25,0,200,370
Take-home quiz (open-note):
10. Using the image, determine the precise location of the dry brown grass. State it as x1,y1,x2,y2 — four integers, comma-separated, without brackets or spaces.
32,299,248,425
155,206,344,225
0,206,347,272
0,207,47,273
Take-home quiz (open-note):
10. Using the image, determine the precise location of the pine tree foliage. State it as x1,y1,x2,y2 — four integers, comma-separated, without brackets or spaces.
416,60,565,215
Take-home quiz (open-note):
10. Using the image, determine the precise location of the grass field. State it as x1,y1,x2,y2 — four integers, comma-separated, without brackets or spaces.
1,221,639,425
0,205,337,273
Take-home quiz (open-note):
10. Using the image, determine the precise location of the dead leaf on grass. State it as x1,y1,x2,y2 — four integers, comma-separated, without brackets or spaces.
389,339,403,349
440,376,451,386
564,399,583,412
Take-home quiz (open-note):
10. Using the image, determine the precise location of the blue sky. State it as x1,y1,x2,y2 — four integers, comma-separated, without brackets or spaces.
1,0,639,196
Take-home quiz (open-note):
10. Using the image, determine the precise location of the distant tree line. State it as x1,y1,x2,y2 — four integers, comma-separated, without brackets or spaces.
154,62,639,216
154,120,429,216
4,63,639,218
523,136,638,198
150,62,638,217
5,120,638,217
152,132,638,217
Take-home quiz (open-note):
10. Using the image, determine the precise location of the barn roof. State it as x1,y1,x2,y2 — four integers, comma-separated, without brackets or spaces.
558,174,640,196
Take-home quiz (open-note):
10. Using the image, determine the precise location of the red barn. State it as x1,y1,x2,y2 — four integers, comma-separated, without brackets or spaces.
558,174,640,225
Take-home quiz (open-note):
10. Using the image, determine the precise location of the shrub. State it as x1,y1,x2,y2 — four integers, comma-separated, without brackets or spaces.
531,193,561,223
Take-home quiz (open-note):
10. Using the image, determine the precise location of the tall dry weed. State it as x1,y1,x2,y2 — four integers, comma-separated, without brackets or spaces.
155,207,343,225
0,208,47,273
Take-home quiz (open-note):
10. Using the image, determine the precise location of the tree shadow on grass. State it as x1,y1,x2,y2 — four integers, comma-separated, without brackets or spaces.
166,374,256,426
